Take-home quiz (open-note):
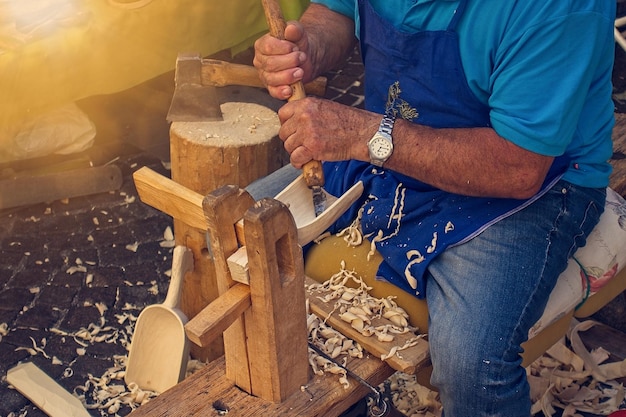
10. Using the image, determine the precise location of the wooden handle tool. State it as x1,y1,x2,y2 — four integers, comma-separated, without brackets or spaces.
262,0,327,215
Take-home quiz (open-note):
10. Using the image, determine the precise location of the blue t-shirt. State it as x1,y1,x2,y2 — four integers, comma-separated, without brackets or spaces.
312,0,615,188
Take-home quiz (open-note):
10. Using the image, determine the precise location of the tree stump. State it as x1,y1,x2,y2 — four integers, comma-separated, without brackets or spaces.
170,97,287,360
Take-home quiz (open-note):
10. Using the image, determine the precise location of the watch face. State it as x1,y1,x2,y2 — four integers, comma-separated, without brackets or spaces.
370,135,393,159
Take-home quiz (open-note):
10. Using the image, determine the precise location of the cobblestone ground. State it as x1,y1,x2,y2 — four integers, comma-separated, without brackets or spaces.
2,44,626,417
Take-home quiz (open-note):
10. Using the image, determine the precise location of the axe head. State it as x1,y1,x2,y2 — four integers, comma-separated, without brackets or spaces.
166,53,223,122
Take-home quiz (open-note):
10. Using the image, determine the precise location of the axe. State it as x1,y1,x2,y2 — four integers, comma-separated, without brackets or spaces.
166,53,327,122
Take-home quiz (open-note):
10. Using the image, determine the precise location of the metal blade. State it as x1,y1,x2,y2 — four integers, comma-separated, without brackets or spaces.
166,84,223,122
307,342,399,417
311,185,327,217
166,52,223,123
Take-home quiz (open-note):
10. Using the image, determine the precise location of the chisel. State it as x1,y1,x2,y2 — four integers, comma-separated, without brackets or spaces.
262,0,327,216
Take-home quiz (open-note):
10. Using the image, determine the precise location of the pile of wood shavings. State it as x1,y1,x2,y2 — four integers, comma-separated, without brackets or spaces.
306,263,440,414
307,313,361,389
382,372,442,417
73,354,205,415
6,295,205,416
74,354,156,414
304,255,626,416
529,320,626,416
307,261,420,356
66,303,205,415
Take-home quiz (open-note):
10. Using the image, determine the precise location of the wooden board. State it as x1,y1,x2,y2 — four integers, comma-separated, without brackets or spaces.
133,167,363,248
128,355,394,417
0,164,122,210
7,362,91,417
305,276,430,375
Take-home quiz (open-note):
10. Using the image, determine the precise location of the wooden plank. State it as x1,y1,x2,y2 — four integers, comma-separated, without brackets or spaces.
305,276,430,375
133,166,206,231
134,167,363,248
185,283,251,348
0,164,122,210
203,185,256,393
7,362,91,417
129,355,394,417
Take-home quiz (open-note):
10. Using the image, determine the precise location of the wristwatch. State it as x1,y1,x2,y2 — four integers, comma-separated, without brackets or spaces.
368,112,396,167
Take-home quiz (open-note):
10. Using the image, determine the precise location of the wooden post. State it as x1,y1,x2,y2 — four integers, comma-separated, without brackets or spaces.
243,198,310,401
202,185,255,393
170,99,286,360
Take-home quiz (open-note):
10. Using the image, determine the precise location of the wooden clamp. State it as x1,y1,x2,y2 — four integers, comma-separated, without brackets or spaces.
199,185,254,392
134,166,430,375
186,186,309,402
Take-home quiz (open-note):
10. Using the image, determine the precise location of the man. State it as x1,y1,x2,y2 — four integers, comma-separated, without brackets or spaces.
253,1,615,415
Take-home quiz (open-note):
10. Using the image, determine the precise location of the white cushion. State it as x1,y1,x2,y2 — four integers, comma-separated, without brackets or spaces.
529,187,626,338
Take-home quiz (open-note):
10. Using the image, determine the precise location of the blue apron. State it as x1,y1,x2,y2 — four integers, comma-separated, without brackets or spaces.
322,0,568,298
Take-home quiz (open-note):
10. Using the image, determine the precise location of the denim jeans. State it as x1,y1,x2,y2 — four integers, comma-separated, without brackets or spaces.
426,181,605,417
248,169,606,416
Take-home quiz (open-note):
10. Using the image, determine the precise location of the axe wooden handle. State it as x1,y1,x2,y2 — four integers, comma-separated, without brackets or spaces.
262,0,325,189
201,59,327,97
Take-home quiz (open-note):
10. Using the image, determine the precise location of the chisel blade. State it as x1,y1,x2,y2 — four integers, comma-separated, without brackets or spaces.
311,185,327,217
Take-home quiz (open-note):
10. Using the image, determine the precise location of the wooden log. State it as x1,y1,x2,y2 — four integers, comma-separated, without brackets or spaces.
170,98,285,361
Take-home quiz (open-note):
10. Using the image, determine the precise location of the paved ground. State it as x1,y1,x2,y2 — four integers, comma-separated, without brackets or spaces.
1,44,626,417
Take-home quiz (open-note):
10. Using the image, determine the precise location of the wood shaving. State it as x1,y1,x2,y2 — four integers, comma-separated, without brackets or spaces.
336,205,365,247
529,320,626,416
307,262,416,345
383,372,442,417
66,265,87,274
14,336,50,359
125,242,139,252
159,240,176,248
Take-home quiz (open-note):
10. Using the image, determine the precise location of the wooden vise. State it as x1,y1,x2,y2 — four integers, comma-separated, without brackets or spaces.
130,167,430,416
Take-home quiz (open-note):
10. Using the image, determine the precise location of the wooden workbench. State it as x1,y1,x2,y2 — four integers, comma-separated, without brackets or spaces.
129,354,394,417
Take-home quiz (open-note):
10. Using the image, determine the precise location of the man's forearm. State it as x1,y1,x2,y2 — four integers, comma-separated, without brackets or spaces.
300,3,356,80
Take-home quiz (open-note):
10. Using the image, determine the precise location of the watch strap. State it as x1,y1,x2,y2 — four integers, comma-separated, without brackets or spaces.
379,113,395,137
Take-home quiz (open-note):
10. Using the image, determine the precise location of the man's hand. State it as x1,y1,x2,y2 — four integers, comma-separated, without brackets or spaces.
254,3,356,100
253,21,314,100
277,97,379,169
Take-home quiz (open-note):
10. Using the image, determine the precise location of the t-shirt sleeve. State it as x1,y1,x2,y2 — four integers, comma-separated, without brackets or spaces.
488,10,614,156
311,0,355,19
